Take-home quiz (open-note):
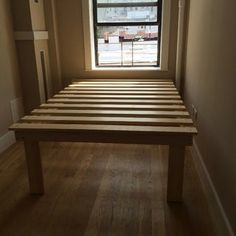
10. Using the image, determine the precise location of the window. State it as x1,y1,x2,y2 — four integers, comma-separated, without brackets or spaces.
93,0,162,67
82,0,171,71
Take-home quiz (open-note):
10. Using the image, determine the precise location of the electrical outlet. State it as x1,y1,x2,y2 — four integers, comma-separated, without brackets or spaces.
191,104,198,123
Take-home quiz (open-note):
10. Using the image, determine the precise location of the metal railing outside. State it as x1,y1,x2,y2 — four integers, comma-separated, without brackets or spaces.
97,40,158,66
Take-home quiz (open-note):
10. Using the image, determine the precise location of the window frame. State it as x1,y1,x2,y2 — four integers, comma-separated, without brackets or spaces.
82,0,171,71
93,0,162,68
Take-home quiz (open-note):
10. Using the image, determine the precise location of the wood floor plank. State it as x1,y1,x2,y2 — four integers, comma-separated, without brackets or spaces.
151,146,166,235
0,143,217,236
84,144,135,236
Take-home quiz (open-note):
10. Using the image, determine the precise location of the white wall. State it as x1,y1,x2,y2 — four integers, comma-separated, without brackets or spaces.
184,0,236,233
0,0,22,152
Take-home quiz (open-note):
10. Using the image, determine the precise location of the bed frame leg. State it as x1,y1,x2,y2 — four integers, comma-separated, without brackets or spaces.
167,144,185,202
24,139,44,195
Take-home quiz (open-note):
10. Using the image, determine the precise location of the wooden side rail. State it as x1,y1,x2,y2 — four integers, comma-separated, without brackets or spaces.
9,79,197,202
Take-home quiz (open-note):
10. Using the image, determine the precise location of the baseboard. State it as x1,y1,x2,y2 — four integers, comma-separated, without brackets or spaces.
191,139,234,236
0,131,16,154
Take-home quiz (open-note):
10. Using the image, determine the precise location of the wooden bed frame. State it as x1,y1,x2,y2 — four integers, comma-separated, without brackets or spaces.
10,79,197,202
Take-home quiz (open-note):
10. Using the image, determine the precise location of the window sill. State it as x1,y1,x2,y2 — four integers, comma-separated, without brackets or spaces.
88,67,167,72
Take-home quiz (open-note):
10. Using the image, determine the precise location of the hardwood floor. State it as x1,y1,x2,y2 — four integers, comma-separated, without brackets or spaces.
0,142,216,236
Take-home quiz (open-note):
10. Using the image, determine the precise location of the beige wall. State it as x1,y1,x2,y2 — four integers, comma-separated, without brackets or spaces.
12,0,46,31
12,0,54,113
44,0,63,93
29,0,46,31
15,41,40,113
11,0,32,31
184,0,236,232
16,40,53,113
0,0,22,136
34,40,53,101
54,0,179,85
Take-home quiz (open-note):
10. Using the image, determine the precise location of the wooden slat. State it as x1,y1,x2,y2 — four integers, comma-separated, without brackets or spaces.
31,109,190,118
10,123,198,135
10,79,197,141
69,84,175,88
59,90,179,95
65,84,176,91
72,81,173,84
70,81,174,87
65,88,177,92
47,98,183,105
40,103,186,111
72,79,173,82
21,115,193,126
54,94,181,100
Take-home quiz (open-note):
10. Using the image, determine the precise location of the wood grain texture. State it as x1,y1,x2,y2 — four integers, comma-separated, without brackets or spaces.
54,94,181,99
167,145,186,202
0,143,217,236
59,90,179,95
31,109,190,118
24,139,44,194
40,103,186,111
11,123,197,135
21,116,193,126
47,98,184,105
65,86,176,90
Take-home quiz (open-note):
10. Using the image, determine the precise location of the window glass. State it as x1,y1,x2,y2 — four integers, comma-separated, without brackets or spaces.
97,0,158,3
97,26,159,66
97,7,158,23
94,0,161,67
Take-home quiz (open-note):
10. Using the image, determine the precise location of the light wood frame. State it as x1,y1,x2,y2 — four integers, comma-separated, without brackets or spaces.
10,79,197,202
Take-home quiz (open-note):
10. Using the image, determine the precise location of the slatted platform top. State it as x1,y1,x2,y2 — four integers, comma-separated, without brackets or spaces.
10,79,197,145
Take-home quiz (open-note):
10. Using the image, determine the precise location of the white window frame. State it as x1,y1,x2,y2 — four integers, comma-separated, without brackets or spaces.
82,0,171,71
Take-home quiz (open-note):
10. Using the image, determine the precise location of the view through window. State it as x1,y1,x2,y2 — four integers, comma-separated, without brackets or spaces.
93,0,162,67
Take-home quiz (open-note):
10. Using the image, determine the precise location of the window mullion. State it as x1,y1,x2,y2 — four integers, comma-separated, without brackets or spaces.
96,22,159,27
97,2,158,8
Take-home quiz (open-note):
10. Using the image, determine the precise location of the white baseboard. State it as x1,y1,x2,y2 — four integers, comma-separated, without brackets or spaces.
0,131,16,154
191,139,234,236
